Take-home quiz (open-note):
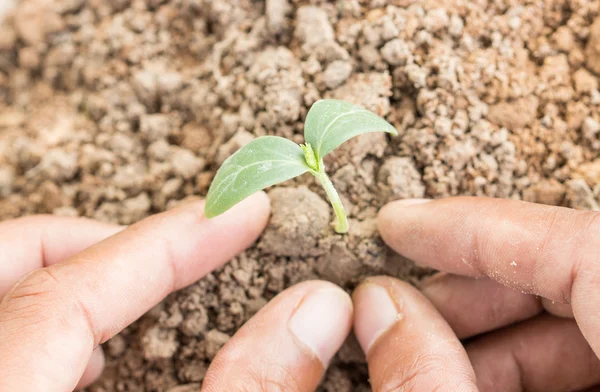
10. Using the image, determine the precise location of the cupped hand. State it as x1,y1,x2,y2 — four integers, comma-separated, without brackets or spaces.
0,192,353,391
352,197,600,392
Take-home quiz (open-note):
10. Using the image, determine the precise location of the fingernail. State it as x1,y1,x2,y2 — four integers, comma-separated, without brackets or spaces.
353,283,401,354
393,198,432,207
289,288,353,365
420,272,448,290
420,279,448,304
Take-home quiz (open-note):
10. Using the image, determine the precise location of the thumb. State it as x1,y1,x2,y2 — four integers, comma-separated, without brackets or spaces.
203,281,353,391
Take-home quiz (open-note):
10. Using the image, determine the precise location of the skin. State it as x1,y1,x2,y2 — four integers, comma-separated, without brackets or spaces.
1,194,600,391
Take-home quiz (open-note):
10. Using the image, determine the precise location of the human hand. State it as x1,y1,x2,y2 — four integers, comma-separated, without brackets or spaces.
0,191,355,391
351,197,600,391
11,192,597,392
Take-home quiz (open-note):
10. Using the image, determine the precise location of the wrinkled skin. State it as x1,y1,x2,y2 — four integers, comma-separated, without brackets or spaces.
0,193,599,391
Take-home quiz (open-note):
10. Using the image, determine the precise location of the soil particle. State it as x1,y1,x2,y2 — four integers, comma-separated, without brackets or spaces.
381,38,412,66
378,157,426,202
322,60,353,90
573,68,599,94
166,384,202,392
140,114,173,142
18,47,40,70
179,308,209,337
215,130,254,166
171,149,205,180
575,159,600,186
181,123,212,154
317,241,362,287
143,326,179,360
106,334,127,358
266,0,289,36
487,97,539,130
295,6,334,52
586,17,600,75
14,4,65,45
567,179,600,210
329,72,392,117
202,329,231,361
522,179,567,206
0,167,14,197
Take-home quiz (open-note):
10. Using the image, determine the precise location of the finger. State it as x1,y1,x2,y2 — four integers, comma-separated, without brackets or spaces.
0,217,121,388
467,314,600,392
378,197,600,354
353,276,477,392
76,347,105,390
0,216,122,295
421,273,542,339
0,192,270,392
541,298,574,318
203,281,352,392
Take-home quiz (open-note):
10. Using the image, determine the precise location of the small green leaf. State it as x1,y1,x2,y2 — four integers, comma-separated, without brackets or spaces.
205,136,310,218
300,143,319,171
303,99,398,161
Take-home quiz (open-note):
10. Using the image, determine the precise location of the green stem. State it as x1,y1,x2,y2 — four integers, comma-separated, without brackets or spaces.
315,169,348,234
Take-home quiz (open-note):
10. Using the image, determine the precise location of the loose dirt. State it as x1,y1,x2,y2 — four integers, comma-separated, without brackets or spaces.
0,0,599,390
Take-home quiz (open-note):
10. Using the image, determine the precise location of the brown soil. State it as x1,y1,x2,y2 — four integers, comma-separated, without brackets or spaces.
1,0,599,390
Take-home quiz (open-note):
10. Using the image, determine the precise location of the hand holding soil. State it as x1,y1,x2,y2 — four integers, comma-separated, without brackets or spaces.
1,193,600,391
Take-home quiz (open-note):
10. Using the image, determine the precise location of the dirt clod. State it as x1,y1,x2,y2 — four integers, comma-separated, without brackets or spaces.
378,157,425,202
567,179,600,211
143,326,179,360
260,187,330,257
586,18,600,75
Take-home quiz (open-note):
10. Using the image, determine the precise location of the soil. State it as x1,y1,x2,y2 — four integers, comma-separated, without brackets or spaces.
1,0,599,390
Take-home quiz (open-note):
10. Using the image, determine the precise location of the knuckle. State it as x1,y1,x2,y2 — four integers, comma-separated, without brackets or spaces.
4,268,62,307
0,268,64,330
252,369,301,392
206,346,304,392
377,353,449,392
2,266,96,343
571,211,600,294
579,211,600,248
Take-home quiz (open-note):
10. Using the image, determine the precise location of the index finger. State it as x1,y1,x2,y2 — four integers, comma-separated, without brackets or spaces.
378,198,600,353
0,192,270,391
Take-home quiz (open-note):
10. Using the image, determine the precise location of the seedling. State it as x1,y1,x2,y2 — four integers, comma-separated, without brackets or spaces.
204,99,398,233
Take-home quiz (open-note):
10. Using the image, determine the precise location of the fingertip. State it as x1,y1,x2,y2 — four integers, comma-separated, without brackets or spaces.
352,276,477,391
231,190,271,213
352,276,408,355
214,190,271,230
542,298,574,318
376,199,432,249
75,347,105,390
168,191,271,258
204,280,352,391
421,274,543,339
245,190,271,224
289,283,353,365
376,203,394,239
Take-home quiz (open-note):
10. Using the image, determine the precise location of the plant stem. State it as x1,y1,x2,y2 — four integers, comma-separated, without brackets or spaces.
315,169,348,234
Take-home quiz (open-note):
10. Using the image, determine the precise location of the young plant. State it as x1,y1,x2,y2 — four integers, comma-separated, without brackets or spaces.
204,99,398,233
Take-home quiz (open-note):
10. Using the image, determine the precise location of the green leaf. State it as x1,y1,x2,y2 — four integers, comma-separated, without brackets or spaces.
204,136,310,218
303,99,398,161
